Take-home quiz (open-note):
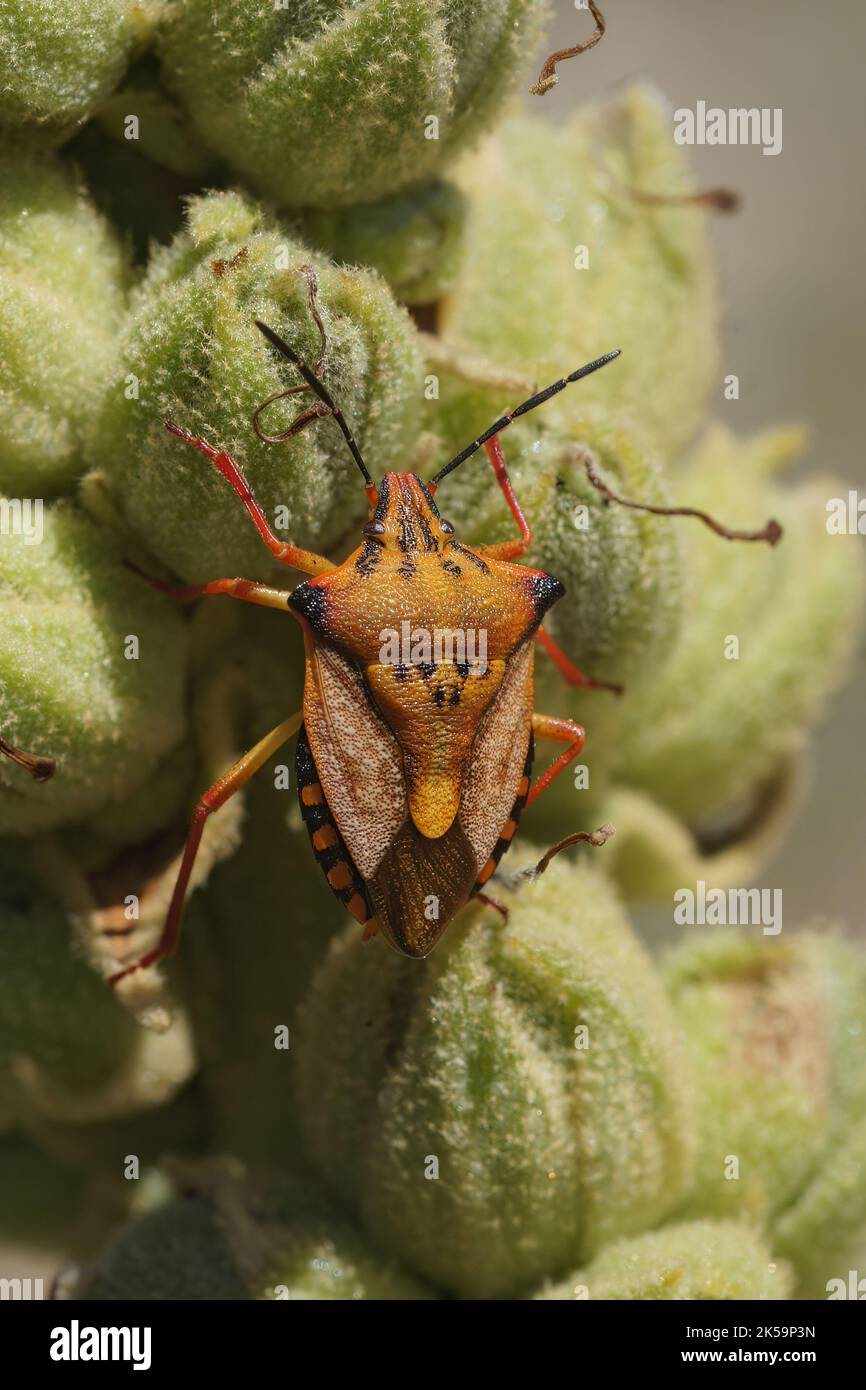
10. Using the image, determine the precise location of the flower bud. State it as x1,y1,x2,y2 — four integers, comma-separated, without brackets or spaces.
430,85,720,464
665,928,866,1293
537,1220,792,1301
296,855,693,1298
613,425,865,825
297,180,468,306
157,0,550,211
79,1166,434,1300
0,862,195,1127
0,0,156,146
0,502,188,836
0,150,129,496
88,190,423,583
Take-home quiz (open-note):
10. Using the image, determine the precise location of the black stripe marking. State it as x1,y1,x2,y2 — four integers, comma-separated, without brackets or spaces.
451,542,489,573
296,724,374,921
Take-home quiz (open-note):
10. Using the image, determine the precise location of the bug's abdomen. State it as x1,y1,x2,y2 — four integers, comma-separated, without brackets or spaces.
469,732,534,896
295,724,374,928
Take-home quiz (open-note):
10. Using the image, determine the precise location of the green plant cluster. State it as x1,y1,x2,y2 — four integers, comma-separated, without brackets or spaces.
0,3,863,1300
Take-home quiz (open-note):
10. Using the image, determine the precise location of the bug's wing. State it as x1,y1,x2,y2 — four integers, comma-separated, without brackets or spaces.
365,818,478,958
303,635,534,960
366,640,534,957
459,638,534,877
303,639,408,880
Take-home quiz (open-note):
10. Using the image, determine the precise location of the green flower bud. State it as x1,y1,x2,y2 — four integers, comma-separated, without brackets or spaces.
613,425,865,826
0,502,188,836
774,1116,866,1298
0,150,130,496
430,85,719,464
768,935,866,1295
92,54,214,180
157,0,550,211
79,1167,434,1300
0,893,137,1096
88,190,423,584
536,1220,792,1301
665,928,866,1292
297,179,468,306
0,870,195,1127
296,855,693,1298
0,0,156,146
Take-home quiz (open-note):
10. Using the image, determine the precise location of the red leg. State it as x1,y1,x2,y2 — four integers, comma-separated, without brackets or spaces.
126,563,293,613
524,710,614,875
536,627,623,695
527,711,586,807
475,891,509,921
165,419,335,576
475,434,532,561
110,709,302,986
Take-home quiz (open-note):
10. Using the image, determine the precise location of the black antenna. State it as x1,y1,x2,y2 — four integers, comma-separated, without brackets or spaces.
431,350,621,486
254,320,374,488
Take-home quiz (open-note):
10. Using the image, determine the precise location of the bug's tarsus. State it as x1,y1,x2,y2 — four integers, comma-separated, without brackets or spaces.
523,822,616,881
475,891,509,921
530,0,606,96
583,454,783,545
431,349,622,486
536,626,623,696
0,734,56,782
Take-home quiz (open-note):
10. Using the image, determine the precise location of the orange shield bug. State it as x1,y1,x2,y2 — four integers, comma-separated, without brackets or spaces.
108,284,780,984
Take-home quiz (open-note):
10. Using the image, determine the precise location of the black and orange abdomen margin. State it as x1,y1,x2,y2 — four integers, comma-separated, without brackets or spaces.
295,724,375,928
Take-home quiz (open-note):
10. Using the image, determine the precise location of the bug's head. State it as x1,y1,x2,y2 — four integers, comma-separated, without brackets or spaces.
361,472,455,554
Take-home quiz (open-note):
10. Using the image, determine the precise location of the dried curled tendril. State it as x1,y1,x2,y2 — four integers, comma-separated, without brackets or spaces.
252,265,333,444
0,734,56,781
530,0,606,96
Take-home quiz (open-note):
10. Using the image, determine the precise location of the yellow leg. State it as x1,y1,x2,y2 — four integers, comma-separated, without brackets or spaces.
110,710,303,986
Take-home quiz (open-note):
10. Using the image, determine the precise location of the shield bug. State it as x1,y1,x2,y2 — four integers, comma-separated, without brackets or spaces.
107,276,780,985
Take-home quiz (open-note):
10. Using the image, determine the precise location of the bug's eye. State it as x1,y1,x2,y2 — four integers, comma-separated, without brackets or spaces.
440,519,455,535
363,519,386,537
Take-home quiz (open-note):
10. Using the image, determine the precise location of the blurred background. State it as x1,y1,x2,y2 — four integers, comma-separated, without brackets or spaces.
532,0,866,928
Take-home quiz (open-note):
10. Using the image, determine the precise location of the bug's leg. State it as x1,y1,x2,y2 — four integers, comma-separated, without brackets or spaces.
164,419,335,576
0,734,55,782
524,711,614,876
474,435,532,561
126,564,292,612
527,712,587,807
109,709,303,987
536,626,623,696
474,891,509,921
